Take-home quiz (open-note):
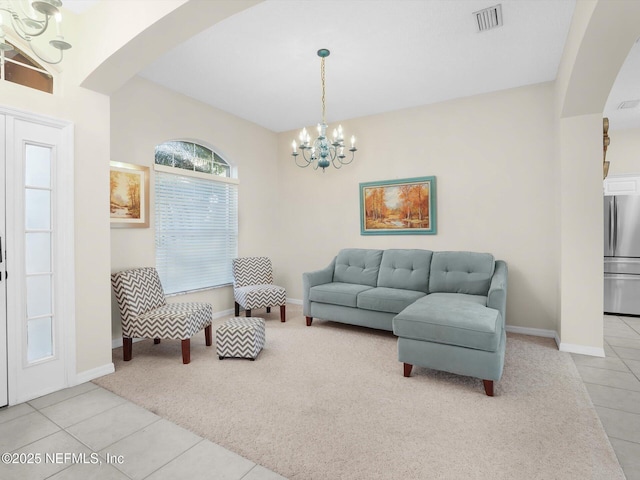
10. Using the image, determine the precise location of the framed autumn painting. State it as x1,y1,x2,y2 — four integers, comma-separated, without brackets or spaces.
360,176,437,235
110,161,150,228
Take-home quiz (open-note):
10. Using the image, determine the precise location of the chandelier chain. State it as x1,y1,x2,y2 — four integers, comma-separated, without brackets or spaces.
321,57,326,125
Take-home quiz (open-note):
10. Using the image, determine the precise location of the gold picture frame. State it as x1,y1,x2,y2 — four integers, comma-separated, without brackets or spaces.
110,161,150,228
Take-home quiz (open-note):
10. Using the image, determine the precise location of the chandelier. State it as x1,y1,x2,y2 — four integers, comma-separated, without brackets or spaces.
292,48,357,172
0,0,72,65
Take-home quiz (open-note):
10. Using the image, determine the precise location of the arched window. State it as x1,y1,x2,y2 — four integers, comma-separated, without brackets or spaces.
1,41,53,94
154,140,238,294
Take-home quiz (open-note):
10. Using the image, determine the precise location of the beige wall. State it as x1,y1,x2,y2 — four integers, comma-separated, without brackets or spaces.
276,83,558,332
109,76,279,341
607,128,640,176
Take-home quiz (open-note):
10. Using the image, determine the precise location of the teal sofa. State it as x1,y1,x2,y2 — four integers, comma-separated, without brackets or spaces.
303,248,508,396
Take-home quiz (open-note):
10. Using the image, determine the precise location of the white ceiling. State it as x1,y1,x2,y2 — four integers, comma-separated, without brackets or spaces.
66,0,640,133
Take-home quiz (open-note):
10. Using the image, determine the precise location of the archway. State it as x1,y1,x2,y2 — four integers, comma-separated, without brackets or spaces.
556,0,640,354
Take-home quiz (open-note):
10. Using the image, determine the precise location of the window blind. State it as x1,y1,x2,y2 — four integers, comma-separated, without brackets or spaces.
155,169,238,294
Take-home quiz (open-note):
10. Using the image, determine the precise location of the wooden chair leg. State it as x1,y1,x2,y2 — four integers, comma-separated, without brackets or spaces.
154,338,161,344
182,339,191,364
403,363,413,377
245,309,251,317
483,380,494,397
205,325,212,346
123,337,132,361
280,305,286,322
266,307,271,313
306,316,312,326
234,302,240,316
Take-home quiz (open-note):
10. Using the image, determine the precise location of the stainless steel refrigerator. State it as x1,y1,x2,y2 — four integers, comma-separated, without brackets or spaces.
604,194,640,315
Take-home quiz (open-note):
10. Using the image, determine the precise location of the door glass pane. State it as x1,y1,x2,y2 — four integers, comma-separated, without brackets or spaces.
26,276,52,318
25,145,51,187
25,189,51,230
27,317,53,363
25,233,51,273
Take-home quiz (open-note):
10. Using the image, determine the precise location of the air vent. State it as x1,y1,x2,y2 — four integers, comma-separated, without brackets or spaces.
618,100,640,110
474,4,503,32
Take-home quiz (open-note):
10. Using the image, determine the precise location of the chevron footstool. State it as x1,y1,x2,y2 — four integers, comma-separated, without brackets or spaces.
216,317,266,360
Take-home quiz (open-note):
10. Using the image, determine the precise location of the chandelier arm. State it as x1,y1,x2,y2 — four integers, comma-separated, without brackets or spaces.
328,145,337,162
6,9,50,38
339,150,357,166
27,40,64,65
293,149,313,168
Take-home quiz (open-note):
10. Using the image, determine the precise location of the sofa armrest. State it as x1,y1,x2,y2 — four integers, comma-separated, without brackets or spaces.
487,260,508,324
302,257,336,316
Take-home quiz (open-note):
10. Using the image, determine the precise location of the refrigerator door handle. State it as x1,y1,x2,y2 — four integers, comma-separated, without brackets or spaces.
612,196,617,256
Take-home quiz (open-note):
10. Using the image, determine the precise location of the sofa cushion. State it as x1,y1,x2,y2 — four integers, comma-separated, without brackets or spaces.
429,251,495,296
309,282,374,308
427,292,487,306
357,287,427,314
334,249,383,287
377,249,432,293
393,296,502,352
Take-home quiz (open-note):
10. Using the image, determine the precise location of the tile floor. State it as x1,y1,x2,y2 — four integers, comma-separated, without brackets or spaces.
1,314,638,480
573,314,640,480
0,381,286,480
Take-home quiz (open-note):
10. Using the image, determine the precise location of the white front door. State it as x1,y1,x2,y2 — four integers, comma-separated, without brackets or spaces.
3,110,74,405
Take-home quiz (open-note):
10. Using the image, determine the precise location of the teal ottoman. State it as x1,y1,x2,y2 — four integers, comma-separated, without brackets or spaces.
392,296,505,396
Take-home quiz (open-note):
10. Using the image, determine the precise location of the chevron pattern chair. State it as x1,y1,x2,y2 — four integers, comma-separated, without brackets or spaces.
111,267,213,364
232,257,286,322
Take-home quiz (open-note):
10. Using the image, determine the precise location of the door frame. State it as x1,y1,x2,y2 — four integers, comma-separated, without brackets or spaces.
0,114,6,407
2,105,75,405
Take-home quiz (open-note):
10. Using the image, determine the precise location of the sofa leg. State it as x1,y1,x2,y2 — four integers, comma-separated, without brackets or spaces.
182,339,191,364
154,338,161,344
306,316,313,326
267,307,271,313
245,309,251,317
403,363,413,377
234,302,240,316
205,325,212,346
483,380,494,397
123,337,132,361
280,305,286,322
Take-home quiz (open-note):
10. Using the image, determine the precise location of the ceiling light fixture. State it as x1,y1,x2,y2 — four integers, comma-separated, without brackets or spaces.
0,0,72,65
292,49,357,172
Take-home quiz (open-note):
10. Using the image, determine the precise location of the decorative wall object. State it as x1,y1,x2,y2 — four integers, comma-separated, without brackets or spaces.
360,176,437,235
603,117,610,179
110,161,149,228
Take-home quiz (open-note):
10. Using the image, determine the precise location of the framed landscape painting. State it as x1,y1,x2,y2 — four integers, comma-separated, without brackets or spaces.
360,176,437,235
110,161,150,228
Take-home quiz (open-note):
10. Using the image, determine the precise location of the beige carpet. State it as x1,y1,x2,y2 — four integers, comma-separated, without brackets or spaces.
95,305,624,480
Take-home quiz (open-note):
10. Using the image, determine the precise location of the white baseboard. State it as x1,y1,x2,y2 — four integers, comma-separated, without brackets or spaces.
505,325,605,357
72,363,115,385
505,325,557,338
558,343,605,357
111,308,234,349
287,298,303,306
